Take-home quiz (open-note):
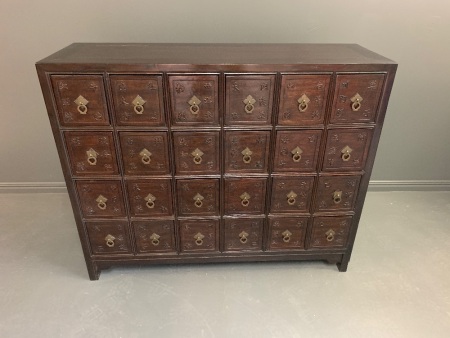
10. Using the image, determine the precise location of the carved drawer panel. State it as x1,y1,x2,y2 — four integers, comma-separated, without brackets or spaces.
273,130,323,172
51,75,109,127
270,176,315,213
64,132,119,176
314,175,361,212
223,218,264,252
173,131,220,175
310,216,352,249
179,219,219,253
110,75,165,126
278,74,331,125
267,217,309,250
132,220,176,254
224,178,267,215
330,73,385,124
177,179,220,216
118,132,170,175
126,179,173,217
322,128,373,171
225,75,275,125
86,221,132,255
76,180,126,218
224,131,270,173
169,74,219,125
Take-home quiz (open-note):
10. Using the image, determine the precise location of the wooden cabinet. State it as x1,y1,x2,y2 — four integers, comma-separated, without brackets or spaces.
36,43,396,279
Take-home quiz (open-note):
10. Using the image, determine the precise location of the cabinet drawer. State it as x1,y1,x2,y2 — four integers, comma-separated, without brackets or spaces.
225,131,270,173
225,75,275,125
179,219,219,253
273,130,322,172
177,179,220,216
51,75,110,127
110,75,165,126
126,179,173,217
310,216,352,249
322,129,373,171
278,74,331,125
270,176,315,213
119,132,170,175
173,131,220,175
76,180,126,218
268,217,309,250
330,73,385,124
132,220,176,254
65,132,119,176
86,221,132,255
169,75,219,125
314,175,361,212
223,218,264,252
224,178,267,215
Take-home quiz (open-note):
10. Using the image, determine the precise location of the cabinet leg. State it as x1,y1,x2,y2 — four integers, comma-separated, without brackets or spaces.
87,262,100,280
337,257,349,272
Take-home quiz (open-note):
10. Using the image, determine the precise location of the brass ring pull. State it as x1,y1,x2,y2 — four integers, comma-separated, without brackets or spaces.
341,146,353,162
150,233,160,246
333,190,342,204
105,234,115,247
326,229,335,242
188,95,201,115
240,192,250,207
239,231,249,244
194,232,205,246
132,95,146,115
193,193,204,208
86,148,98,166
243,95,256,114
350,93,363,112
241,147,252,164
191,148,204,165
297,94,310,112
96,195,108,210
145,193,156,209
282,230,292,243
140,148,152,165
286,191,297,206
291,146,303,163
74,95,89,115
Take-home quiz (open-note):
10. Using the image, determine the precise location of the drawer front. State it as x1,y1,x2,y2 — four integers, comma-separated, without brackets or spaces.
126,179,173,217
225,131,270,173
86,221,132,255
224,178,267,215
177,179,220,216
76,180,126,218
330,73,385,124
270,176,315,213
119,132,170,175
273,130,322,172
179,219,219,253
51,75,110,126
225,75,275,125
278,74,331,125
268,217,309,250
173,131,220,175
132,220,176,254
110,75,165,126
65,132,119,176
223,218,264,252
310,216,352,249
322,129,373,171
314,175,361,212
169,75,219,125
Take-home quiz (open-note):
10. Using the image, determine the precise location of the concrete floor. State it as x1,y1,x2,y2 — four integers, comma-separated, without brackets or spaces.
0,191,449,337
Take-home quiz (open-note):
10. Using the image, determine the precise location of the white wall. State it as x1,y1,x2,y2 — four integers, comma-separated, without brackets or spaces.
1,0,449,183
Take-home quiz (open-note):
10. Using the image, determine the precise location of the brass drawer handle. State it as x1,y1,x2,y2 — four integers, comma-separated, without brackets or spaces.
145,193,156,209
188,95,201,115
96,195,108,210
74,95,89,114
150,233,160,246
193,193,204,208
241,147,252,164
286,191,297,205
194,232,205,246
282,230,292,243
105,234,115,247
132,95,146,114
297,94,310,112
86,148,98,165
291,146,303,163
240,192,250,207
239,231,249,244
341,145,353,162
243,95,256,114
326,229,335,242
333,190,342,204
191,148,204,165
350,93,363,111
140,148,152,165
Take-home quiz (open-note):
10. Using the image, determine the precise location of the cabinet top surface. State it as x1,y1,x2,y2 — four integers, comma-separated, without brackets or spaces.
37,43,395,65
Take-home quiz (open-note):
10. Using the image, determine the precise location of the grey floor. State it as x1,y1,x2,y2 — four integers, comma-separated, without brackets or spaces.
0,191,449,338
